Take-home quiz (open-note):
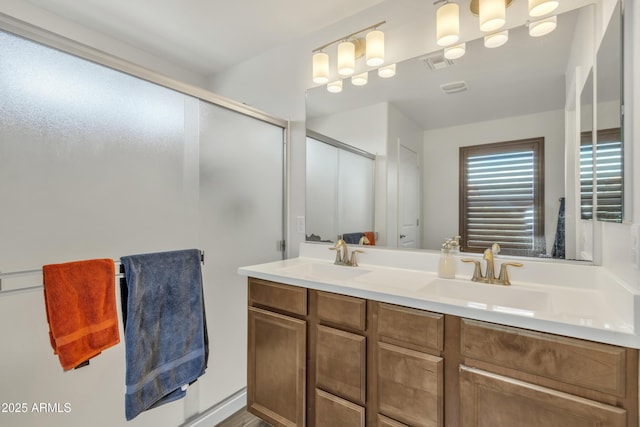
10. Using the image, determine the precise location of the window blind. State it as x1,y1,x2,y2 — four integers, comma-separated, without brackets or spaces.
580,128,622,222
460,138,545,256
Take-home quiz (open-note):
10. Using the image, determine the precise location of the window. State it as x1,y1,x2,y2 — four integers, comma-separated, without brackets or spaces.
459,138,545,256
580,128,623,222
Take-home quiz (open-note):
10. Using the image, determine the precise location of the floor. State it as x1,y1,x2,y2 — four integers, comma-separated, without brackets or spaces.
215,407,272,427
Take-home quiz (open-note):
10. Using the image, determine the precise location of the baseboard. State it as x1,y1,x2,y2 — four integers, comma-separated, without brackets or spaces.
180,388,247,427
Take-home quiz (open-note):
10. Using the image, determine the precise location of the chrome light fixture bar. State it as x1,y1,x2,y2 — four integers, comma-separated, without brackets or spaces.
312,21,396,92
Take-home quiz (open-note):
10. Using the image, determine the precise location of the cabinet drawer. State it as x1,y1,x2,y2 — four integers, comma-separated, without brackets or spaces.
377,342,443,427
461,319,627,397
315,389,365,427
377,303,444,353
459,366,627,427
248,278,307,316
317,291,366,331
316,325,366,405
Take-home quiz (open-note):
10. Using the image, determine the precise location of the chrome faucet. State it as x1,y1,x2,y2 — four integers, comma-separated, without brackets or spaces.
329,238,364,267
462,243,522,285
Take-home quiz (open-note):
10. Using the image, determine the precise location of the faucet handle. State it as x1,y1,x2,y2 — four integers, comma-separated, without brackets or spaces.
497,262,523,286
461,259,484,282
350,249,364,267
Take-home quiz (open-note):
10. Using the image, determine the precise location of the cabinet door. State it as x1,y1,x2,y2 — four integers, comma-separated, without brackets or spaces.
377,342,443,427
248,307,306,427
459,366,627,427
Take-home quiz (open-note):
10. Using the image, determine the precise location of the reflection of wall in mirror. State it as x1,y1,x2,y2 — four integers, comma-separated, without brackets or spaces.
423,109,564,256
307,102,423,247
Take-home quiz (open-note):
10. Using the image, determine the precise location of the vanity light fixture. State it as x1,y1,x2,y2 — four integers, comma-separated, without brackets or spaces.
484,30,509,48
435,1,460,46
528,0,559,17
312,21,393,91
528,15,557,37
351,72,368,86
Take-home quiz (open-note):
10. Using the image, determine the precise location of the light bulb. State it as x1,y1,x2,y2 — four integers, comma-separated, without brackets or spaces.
337,41,355,76
378,63,396,78
444,43,466,60
366,30,384,66
479,0,506,32
327,80,343,93
312,52,329,84
436,2,460,46
352,72,368,86
529,16,557,37
484,30,508,48
529,0,559,17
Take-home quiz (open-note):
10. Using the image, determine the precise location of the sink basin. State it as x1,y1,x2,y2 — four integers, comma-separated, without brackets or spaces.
420,279,553,314
279,262,371,282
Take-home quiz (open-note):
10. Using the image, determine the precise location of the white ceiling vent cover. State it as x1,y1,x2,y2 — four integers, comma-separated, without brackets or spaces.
440,81,468,94
421,53,453,71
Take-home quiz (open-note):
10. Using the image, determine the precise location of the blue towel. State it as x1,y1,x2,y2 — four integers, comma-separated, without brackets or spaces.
342,232,364,245
120,249,208,421
552,198,565,259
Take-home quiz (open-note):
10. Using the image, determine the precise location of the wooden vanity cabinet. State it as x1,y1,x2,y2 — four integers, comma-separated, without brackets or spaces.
248,279,308,427
247,278,639,427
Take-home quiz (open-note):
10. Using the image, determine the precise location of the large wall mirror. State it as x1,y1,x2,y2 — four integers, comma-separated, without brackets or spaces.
305,1,623,262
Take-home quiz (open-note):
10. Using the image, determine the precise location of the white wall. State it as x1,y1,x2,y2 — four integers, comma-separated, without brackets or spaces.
423,109,565,254
0,0,207,87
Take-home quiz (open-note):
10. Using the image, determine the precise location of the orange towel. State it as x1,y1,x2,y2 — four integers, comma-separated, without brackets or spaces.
42,259,120,371
364,231,376,246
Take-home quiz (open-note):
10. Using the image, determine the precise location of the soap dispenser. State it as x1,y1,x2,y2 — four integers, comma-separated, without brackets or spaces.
438,239,456,279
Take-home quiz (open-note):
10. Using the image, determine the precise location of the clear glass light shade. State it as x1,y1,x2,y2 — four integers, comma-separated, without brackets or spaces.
378,63,396,78
436,2,460,46
351,72,368,86
444,43,466,60
479,0,506,32
366,30,385,66
312,52,329,84
484,30,508,48
529,16,557,37
337,41,355,76
529,0,559,17
327,80,343,93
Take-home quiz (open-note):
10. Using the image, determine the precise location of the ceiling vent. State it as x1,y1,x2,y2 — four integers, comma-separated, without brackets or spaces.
440,81,468,94
420,53,453,71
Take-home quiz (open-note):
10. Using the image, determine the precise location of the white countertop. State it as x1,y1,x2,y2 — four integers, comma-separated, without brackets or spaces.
238,243,640,349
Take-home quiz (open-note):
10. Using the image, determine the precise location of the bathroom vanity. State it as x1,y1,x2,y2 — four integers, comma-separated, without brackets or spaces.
239,243,640,427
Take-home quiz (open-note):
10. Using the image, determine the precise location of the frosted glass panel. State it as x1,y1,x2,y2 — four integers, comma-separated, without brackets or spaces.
197,101,284,406
339,150,375,235
306,137,338,241
306,136,374,242
0,30,196,270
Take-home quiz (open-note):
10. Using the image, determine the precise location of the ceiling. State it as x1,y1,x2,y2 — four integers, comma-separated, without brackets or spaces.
24,0,384,76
